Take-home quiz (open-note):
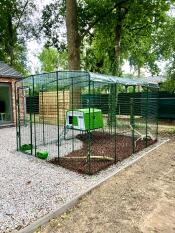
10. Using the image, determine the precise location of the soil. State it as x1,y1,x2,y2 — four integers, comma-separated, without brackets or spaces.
50,131,156,174
36,139,175,233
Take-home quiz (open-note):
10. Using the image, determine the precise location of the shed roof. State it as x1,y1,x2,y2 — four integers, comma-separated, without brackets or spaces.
0,61,22,78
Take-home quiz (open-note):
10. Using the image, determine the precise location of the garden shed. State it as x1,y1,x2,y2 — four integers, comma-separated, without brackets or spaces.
16,71,159,174
0,61,22,127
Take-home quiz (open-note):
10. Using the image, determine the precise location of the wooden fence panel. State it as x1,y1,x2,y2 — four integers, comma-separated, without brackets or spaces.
39,91,70,124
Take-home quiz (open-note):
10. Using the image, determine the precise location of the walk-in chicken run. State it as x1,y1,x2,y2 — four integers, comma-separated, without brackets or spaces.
16,71,159,174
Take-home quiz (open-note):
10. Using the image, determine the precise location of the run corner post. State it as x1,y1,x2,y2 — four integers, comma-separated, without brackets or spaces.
88,74,91,175
114,84,118,164
131,85,136,154
145,86,149,147
56,71,60,162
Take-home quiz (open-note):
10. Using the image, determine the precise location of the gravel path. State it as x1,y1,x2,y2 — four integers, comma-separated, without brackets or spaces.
0,127,165,233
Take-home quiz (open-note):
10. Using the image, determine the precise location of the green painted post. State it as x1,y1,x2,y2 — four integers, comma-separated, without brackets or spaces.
71,77,74,152
114,84,118,163
110,84,113,134
32,76,36,156
63,89,66,140
56,72,60,161
145,87,149,147
107,84,110,134
130,97,135,154
92,81,95,130
41,86,45,145
15,82,19,151
17,89,21,150
131,86,136,154
29,88,33,155
88,76,91,174
156,89,159,140
22,88,26,126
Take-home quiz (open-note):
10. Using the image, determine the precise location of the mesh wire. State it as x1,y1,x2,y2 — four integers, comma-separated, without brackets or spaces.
16,71,159,174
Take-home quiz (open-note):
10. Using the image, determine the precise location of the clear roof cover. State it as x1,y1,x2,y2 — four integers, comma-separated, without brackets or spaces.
20,71,159,89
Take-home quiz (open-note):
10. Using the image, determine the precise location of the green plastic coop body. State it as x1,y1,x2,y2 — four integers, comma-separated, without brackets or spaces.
66,108,103,131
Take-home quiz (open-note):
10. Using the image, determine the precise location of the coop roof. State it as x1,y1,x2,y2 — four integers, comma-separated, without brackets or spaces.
68,108,102,113
20,71,159,89
0,61,22,78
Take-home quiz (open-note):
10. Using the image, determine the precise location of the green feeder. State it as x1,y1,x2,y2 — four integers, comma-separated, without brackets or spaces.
20,144,33,152
36,151,49,159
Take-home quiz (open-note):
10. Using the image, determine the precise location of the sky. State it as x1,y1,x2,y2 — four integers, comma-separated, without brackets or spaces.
26,0,169,76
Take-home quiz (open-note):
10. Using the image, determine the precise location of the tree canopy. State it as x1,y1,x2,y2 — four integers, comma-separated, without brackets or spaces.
0,0,36,74
38,47,68,72
41,0,175,76
1,0,175,84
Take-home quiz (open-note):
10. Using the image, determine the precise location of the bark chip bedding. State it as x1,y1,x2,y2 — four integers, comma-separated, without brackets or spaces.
50,131,156,174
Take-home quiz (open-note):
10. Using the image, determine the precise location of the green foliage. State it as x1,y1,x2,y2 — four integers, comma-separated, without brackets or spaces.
78,0,174,75
38,47,59,72
155,16,175,59
162,61,175,93
82,0,173,75
41,1,66,50
155,16,175,92
1,0,172,76
38,47,68,72
0,0,36,74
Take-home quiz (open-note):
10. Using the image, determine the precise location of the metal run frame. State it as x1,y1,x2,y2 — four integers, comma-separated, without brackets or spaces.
16,71,159,174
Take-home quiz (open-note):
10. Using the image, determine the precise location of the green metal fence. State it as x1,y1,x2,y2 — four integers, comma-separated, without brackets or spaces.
16,71,159,175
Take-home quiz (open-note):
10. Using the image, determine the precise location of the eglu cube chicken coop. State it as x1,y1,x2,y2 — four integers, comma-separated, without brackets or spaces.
16,71,159,174
66,108,103,131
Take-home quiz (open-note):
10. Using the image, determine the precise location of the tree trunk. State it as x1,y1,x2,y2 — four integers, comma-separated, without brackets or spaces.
66,0,81,109
138,65,141,91
7,14,15,65
108,19,122,127
66,0,80,70
115,23,122,76
138,65,141,78
108,24,122,128
115,5,128,76
109,7,127,127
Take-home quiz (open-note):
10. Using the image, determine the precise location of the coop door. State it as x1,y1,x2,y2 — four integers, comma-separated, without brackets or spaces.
69,116,78,126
